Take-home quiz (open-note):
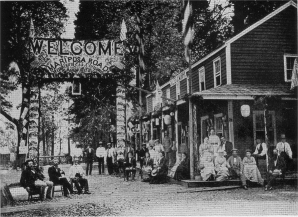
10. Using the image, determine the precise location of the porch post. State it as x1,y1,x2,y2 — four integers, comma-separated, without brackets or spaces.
150,115,153,140
193,103,198,176
228,100,234,146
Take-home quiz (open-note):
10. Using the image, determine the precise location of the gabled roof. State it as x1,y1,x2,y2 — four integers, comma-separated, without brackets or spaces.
191,0,297,70
193,84,295,100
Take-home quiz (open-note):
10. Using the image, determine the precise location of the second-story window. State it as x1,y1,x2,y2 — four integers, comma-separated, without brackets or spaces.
213,57,221,87
198,67,206,91
284,54,298,82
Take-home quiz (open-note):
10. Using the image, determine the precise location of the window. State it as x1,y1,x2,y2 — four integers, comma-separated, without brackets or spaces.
214,113,224,138
213,57,221,87
284,54,298,82
166,88,170,100
176,81,180,99
198,67,206,91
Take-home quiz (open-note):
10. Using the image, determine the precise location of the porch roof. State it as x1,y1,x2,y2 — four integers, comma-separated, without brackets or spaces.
192,84,296,100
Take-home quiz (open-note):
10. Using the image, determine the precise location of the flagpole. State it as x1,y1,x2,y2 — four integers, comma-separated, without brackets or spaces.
188,50,194,180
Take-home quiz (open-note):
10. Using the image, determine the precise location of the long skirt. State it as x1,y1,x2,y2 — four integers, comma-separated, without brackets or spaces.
243,165,264,185
215,167,229,181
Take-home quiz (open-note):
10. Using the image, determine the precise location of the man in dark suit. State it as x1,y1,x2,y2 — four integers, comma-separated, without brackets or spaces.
20,159,53,200
124,142,135,159
219,136,233,159
265,148,286,191
139,143,148,169
84,144,95,176
48,158,73,197
124,152,136,181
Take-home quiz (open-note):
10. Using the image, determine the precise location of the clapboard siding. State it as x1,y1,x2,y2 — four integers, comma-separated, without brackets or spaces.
170,85,176,100
191,48,226,92
231,6,297,84
180,78,188,97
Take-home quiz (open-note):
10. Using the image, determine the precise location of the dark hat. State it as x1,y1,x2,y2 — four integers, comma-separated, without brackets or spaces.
24,159,34,165
280,134,286,139
245,149,252,153
231,148,238,152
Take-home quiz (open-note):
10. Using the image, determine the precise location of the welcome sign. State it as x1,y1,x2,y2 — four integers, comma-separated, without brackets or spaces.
30,38,124,77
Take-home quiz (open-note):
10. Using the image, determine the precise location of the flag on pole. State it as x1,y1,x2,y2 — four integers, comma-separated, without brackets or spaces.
290,58,298,90
120,19,127,41
135,14,145,71
182,0,193,63
29,18,35,38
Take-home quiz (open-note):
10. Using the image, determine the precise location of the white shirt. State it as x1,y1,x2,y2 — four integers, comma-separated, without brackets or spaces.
154,144,164,153
72,148,83,158
276,142,292,158
107,148,115,158
253,143,268,156
217,143,226,156
69,164,84,178
96,147,106,158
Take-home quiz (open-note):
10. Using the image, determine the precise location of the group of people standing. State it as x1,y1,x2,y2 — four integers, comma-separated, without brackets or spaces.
199,130,294,191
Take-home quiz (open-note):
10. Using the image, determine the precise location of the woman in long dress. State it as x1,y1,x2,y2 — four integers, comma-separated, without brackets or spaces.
214,150,229,181
200,154,216,181
168,153,182,178
141,152,154,182
199,137,214,164
174,153,190,181
242,149,264,186
150,152,168,184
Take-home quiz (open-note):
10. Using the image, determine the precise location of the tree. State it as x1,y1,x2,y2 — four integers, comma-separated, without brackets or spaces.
0,1,68,165
229,0,289,35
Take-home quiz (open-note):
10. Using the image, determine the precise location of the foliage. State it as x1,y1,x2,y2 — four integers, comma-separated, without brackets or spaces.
229,0,289,35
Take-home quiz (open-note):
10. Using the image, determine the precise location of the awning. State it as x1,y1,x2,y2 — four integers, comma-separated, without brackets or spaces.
193,84,296,100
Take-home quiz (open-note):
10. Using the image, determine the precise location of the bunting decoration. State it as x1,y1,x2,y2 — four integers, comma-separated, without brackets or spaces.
182,0,193,63
29,18,35,38
290,58,298,90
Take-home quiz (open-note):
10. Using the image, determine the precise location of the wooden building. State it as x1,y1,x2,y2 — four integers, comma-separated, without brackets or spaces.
144,1,297,178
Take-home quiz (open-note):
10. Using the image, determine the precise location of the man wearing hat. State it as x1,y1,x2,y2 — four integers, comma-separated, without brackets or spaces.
276,134,292,170
253,138,267,164
84,144,95,176
96,141,106,175
106,143,115,175
227,149,247,189
20,159,53,200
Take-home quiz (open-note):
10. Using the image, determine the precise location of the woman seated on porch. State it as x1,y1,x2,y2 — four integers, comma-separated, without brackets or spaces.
214,150,229,181
141,152,154,182
174,152,190,181
168,153,182,178
242,149,264,186
199,137,214,164
150,152,168,184
199,153,216,181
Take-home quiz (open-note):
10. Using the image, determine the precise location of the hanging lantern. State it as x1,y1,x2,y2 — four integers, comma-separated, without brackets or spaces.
155,118,159,125
164,115,171,125
241,105,250,117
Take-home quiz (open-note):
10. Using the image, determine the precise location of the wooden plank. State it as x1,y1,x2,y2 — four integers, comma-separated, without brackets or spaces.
177,185,241,193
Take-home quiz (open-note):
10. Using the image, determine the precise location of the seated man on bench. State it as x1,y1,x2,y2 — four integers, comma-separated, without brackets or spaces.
20,159,53,200
69,158,91,194
48,158,74,197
